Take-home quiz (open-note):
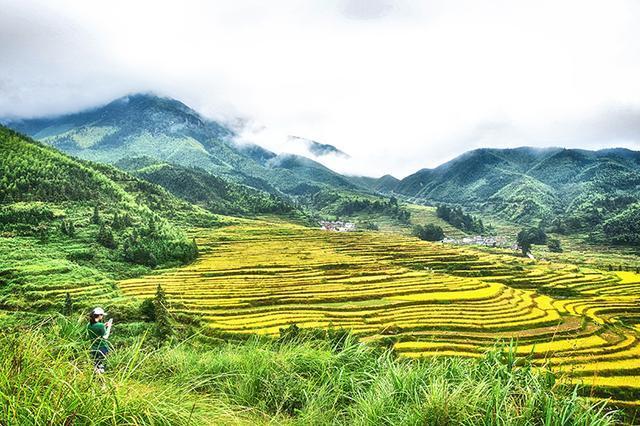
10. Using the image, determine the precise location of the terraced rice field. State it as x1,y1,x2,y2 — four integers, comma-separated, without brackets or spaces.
120,219,640,405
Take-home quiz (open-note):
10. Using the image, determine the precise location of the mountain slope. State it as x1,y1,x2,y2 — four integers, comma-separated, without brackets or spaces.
7,94,358,196
114,156,296,216
396,147,640,233
0,125,209,309
287,135,349,158
349,174,400,193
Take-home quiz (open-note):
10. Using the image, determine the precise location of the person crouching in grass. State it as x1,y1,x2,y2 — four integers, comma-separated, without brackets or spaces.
87,307,113,374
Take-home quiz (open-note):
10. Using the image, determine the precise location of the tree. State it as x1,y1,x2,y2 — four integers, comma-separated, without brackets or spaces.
517,227,547,256
153,284,172,341
547,238,563,253
91,205,101,225
35,224,49,243
139,298,156,322
96,224,117,249
413,224,444,241
60,219,76,237
603,203,640,245
62,292,73,316
192,238,199,259
436,205,484,234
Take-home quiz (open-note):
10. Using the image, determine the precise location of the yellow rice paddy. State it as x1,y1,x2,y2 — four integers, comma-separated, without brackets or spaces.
119,219,640,404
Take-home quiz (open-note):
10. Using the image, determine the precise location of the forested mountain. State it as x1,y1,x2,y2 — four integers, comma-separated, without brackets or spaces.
7,93,357,196
287,135,349,158
392,147,640,241
6,94,640,243
114,156,296,216
349,174,400,193
0,125,210,271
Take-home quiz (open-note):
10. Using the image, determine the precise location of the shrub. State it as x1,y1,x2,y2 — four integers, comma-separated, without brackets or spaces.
154,284,172,341
106,302,142,323
91,205,101,224
67,248,96,262
547,238,563,253
413,224,445,241
62,292,73,316
96,224,117,249
0,202,55,227
59,219,76,237
139,298,156,322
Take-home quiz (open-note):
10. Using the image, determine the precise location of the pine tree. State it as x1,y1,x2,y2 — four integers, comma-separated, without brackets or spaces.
97,224,117,249
62,292,73,316
153,284,172,341
192,237,199,260
36,224,49,243
60,219,76,237
91,205,101,225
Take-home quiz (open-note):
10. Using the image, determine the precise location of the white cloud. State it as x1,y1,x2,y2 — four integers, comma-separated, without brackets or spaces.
1,0,640,177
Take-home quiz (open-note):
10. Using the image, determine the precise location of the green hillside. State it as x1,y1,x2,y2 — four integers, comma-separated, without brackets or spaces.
8,93,358,197
349,174,400,193
0,125,627,424
114,156,297,216
394,147,640,240
0,125,213,311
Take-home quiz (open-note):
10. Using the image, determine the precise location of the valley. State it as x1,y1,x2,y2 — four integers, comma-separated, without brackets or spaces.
2,99,639,423
4,3,640,422
119,218,640,407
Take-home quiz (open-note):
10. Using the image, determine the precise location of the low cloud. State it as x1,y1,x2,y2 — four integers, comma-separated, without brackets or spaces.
1,0,639,177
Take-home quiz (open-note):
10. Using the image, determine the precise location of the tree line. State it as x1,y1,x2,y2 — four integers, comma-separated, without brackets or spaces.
436,205,485,234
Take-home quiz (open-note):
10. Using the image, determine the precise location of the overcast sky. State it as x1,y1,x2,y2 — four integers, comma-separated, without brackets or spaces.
1,0,640,177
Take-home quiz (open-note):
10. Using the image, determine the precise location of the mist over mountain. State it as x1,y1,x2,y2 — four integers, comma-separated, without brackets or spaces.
7,93,358,196
287,135,350,159
7,92,640,241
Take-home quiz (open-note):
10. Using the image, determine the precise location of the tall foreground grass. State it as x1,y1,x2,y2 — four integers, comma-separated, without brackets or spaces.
0,317,618,425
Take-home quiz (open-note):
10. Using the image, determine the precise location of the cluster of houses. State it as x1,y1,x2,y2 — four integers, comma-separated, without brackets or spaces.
442,235,509,248
319,221,356,232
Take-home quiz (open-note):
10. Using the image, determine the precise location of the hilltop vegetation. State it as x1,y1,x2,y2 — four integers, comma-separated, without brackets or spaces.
392,147,640,242
301,190,411,225
8,94,640,246
11,94,640,247
115,156,296,216
602,202,640,245
0,125,212,310
436,205,485,234
7,93,358,197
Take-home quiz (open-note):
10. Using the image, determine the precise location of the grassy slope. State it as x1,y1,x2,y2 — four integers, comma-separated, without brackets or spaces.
114,156,297,216
0,126,217,311
0,316,617,425
0,215,631,424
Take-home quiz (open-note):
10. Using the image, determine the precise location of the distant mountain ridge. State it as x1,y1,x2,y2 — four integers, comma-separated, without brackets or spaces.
7,93,357,196
114,156,295,216
287,135,350,158
391,146,640,236
6,93,640,239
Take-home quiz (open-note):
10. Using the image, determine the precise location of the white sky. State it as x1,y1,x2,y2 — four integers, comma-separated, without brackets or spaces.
1,0,640,177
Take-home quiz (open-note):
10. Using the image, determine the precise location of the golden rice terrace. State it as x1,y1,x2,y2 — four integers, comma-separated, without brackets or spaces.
120,219,640,406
